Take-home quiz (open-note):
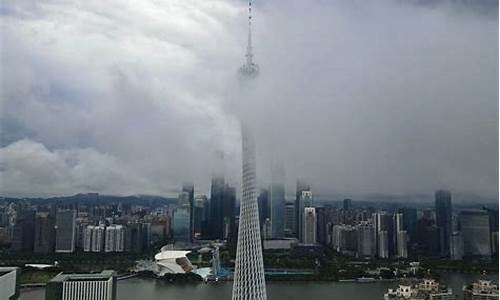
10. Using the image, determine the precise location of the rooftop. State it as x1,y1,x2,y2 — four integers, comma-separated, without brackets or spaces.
49,270,115,282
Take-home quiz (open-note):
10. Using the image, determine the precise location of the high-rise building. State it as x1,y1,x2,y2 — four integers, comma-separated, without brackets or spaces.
315,207,329,245
284,202,295,237
374,212,395,258
34,212,55,253
45,270,117,300
357,222,376,258
232,2,267,299
269,163,285,239
173,192,191,244
331,224,357,255
84,224,105,252
209,175,225,239
125,223,148,253
295,180,311,237
378,230,389,259
182,183,194,242
55,210,76,253
435,189,452,256
459,210,491,257
303,207,317,245
105,225,124,252
0,267,19,300
400,207,417,243
223,185,237,241
193,195,207,239
11,210,35,252
257,189,269,230
450,231,464,260
298,190,313,243
397,230,408,258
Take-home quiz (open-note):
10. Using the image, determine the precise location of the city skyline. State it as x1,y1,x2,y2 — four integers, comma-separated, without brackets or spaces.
0,0,498,199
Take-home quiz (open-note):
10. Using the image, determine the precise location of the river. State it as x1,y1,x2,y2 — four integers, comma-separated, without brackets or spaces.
20,272,498,300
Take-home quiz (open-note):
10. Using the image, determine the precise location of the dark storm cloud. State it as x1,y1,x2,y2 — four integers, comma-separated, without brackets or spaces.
0,0,497,199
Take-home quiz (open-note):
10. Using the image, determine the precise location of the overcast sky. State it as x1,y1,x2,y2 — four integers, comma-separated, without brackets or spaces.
0,0,498,200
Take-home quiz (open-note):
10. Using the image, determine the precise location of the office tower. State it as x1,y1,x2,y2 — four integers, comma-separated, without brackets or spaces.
315,207,328,245
400,207,417,242
257,189,269,230
55,210,76,253
303,207,317,245
125,223,145,253
269,163,285,239
374,212,395,258
232,1,267,299
298,190,313,243
416,219,441,256
0,267,19,300
173,192,191,244
435,189,452,256
34,212,55,253
210,174,225,239
105,225,124,252
222,185,237,241
182,183,194,241
459,210,491,257
45,270,117,300
394,213,407,258
396,230,408,258
378,231,389,258
343,198,352,210
284,202,295,237
492,232,499,257
193,195,207,239
11,210,35,252
357,222,376,258
295,180,311,237
450,231,464,260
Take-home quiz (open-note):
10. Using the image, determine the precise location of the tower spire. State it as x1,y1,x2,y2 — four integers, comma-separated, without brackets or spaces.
239,0,259,77
246,1,253,65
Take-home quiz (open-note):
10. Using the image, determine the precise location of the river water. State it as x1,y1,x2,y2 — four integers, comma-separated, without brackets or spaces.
20,273,498,300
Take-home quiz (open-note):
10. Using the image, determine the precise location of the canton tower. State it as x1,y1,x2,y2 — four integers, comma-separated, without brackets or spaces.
231,1,267,300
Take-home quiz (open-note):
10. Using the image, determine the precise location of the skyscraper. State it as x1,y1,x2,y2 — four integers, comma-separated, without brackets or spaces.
223,184,237,242
105,225,125,253
298,190,313,243
269,163,285,239
357,222,376,258
193,195,207,239
232,1,267,299
182,183,194,242
435,189,452,256
55,209,76,253
303,207,317,245
295,180,311,237
459,210,491,257
173,192,191,244
257,189,269,230
209,174,225,239
34,212,55,253
11,210,35,252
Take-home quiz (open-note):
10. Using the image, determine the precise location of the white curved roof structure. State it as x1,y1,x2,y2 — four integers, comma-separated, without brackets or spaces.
155,249,193,275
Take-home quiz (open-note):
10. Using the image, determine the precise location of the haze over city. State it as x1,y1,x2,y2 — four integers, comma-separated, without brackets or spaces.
1,0,498,201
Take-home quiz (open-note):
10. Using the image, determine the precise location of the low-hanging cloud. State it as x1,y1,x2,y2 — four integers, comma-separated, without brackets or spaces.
0,0,497,200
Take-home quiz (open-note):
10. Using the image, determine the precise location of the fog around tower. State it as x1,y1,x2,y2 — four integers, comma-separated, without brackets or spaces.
0,0,498,201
